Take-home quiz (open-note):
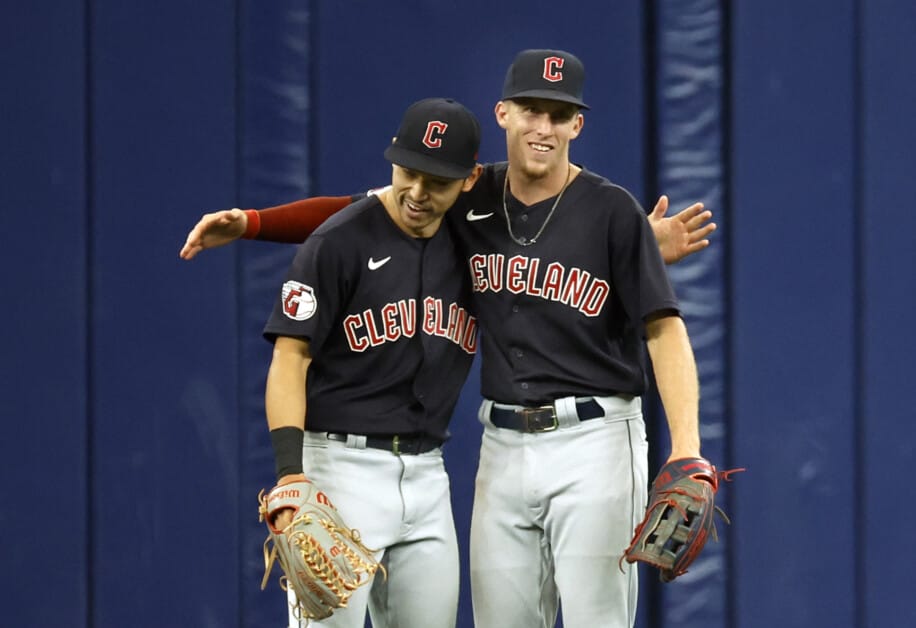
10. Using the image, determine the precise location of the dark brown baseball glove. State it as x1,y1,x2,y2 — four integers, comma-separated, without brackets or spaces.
623,457,741,582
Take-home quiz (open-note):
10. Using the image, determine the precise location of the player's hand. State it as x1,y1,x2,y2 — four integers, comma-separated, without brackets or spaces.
273,508,295,531
648,195,716,264
179,208,249,260
271,472,307,531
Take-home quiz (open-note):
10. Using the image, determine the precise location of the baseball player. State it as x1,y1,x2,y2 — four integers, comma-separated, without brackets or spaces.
180,50,714,628
459,50,701,628
263,97,482,628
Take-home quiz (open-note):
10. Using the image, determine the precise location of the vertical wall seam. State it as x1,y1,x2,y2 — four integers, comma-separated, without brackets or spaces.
643,0,659,206
308,0,320,193
641,3,662,627
852,1,866,626
83,1,95,626
719,1,737,626
233,0,245,625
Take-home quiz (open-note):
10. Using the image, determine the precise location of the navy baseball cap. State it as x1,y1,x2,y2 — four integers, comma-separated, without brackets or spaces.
501,49,590,110
383,98,481,179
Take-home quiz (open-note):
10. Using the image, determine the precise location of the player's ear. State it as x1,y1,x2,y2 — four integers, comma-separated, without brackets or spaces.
569,112,584,139
461,164,484,192
494,101,510,130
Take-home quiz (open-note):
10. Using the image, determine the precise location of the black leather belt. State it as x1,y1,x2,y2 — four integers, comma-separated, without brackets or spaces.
327,432,440,455
489,398,604,432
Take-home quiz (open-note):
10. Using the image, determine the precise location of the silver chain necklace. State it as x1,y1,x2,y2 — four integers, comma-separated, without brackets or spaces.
501,165,572,246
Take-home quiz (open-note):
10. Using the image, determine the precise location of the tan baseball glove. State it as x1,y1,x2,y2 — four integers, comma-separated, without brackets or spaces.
258,479,382,620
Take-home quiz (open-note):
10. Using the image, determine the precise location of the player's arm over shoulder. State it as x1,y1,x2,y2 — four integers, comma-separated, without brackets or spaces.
179,193,371,260
593,180,715,264
251,188,388,242
646,195,715,264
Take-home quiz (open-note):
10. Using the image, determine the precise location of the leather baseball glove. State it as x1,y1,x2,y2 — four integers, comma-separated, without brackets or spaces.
623,457,740,582
258,480,382,620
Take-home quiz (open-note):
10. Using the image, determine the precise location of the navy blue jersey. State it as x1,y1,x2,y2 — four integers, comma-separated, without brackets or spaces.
447,162,679,405
264,196,477,441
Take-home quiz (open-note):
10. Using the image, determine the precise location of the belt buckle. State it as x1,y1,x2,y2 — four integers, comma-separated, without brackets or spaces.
517,405,558,432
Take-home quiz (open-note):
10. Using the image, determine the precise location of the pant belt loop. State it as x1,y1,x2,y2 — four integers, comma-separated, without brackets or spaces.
345,434,368,450
592,395,642,419
479,399,495,427
554,396,580,429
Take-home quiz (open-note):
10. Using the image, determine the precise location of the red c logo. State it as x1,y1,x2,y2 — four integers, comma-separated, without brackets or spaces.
423,121,448,148
543,56,564,82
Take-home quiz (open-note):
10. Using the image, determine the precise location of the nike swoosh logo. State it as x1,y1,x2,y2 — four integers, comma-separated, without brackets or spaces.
367,256,391,270
466,209,494,222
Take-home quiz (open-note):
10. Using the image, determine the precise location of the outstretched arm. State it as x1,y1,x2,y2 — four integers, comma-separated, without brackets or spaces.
178,195,356,260
647,195,716,264
181,191,714,264
180,208,249,259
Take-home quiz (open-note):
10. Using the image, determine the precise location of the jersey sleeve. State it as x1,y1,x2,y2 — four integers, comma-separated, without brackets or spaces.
609,191,680,323
262,233,348,355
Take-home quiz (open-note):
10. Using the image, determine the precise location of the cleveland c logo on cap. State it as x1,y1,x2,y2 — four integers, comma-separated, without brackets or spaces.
543,56,564,82
422,121,448,148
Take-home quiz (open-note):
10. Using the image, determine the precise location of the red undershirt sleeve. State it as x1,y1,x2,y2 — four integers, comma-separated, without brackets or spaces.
241,195,357,242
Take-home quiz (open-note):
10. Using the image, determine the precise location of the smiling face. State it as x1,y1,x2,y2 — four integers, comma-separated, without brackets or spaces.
495,97,583,183
385,164,481,238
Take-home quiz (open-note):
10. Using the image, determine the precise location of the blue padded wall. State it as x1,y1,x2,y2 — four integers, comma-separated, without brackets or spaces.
730,2,858,627
0,3,89,626
860,3,916,627
89,1,240,625
236,1,317,625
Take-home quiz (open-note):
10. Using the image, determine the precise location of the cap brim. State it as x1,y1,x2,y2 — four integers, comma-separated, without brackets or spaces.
384,145,474,179
503,89,590,110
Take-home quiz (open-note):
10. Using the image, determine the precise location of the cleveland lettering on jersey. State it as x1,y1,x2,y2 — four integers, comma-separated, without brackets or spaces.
467,253,610,317
343,297,477,354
